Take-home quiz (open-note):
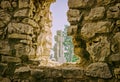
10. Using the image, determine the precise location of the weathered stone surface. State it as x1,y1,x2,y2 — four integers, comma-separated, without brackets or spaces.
97,0,116,6
116,20,120,27
15,66,30,73
8,22,33,35
31,69,44,78
22,18,39,28
0,63,8,75
67,9,81,24
8,33,32,40
0,78,11,82
114,68,120,79
1,56,21,63
87,36,110,62
1,1,11,9
85,7,105,20
109,54,120,62
68,0,95,8
0,10,11,24
67,25,78,36
107,3,120,19
14,9,29,17
0,20,5,28
81,21,111,40
111,32,120,54
19,0,30,8
62,67,85,79
86,62,112,78
0,40,10,55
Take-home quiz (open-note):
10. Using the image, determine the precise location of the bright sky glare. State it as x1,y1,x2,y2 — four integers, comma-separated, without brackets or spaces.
50,0,69,46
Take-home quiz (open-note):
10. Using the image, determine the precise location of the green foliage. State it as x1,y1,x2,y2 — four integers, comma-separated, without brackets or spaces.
63,25,78,62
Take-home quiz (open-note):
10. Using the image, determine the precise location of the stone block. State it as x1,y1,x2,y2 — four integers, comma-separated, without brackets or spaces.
0,10,11,24
8,33,32,40
68,0,95,9
107,3,120,19
31,69,44,78
14,9,30,17
22,18,39,28
0,40,10,55
111,32,120,53
0,20,5,28
1,1,11,9
8,22,33,35
86,62,112,79
1,78,11,82
86,36,110,62
62,67,85,79
19,0,30,8
67,9,82,24
114,68,120,79
81,21,111,40
85,7,105,20
15,66,30,73
1,55,21,63
67,25,78,36
0,63,8,75
108,54,120,62
97,0,115,6
116,20,120,27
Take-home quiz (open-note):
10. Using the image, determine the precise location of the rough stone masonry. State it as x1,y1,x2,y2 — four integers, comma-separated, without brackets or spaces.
0,0,120,82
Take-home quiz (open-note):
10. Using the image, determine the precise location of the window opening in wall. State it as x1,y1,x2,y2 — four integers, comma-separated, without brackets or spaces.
50,0,78,64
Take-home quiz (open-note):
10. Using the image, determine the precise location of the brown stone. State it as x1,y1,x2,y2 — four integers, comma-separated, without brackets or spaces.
1,55,21,63
67,25,78,36
85,7,105,20
68,0,95,9
15,66,30,73
0,20,5,28
22,18,39,28
19,0,30,8
1,1,11,9
114,68,120,79
81,21,111,40
0,40,10,55
8,22,33,35
1,78,11,82
107,3,120,19
86,62,112,79
0,10,11,24
8,33,32,40
87,36,110,62
108,54,120,62
67,9,81,24
14,9,29,17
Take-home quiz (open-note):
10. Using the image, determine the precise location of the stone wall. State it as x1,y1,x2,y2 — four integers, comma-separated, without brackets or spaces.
0,0,54,64
67,0,120,81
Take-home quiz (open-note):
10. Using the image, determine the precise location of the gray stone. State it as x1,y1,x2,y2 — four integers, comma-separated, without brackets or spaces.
86,62,112,78
22,18,39,28
0,10,11,24
67,25,78,36
0,40,10,55
67,9,81,24
85,7,105,20
107,3,120,19
1,1,11,9
1,55,21,63
81,21,111,40
19,0,30,8
14,9,29,17
87,36,110,62
8,33,32,40
68,0,95,8
8,22,33,35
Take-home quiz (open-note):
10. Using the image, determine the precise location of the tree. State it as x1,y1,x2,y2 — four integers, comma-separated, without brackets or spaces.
63,25,78,62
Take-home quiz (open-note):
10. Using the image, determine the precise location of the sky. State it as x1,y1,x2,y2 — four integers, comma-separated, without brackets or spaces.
50,0,69,46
